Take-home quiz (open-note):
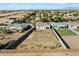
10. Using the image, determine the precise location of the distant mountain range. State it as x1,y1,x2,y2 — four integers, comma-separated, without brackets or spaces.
63,7,79,10
0,7,79,10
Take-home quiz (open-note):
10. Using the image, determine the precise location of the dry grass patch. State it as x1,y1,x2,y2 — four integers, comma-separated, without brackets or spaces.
17,30,64,50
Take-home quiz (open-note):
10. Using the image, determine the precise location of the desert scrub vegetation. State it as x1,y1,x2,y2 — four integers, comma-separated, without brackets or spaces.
16,30,63,50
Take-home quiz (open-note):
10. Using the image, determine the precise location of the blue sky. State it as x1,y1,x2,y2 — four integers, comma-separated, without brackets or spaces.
0,3,79,10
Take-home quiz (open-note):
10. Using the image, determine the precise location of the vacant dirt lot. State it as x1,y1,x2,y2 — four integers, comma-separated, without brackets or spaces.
1,49,79,56
62,35,79,49
0,32,25,44
17,29,63,50
56,28,79,49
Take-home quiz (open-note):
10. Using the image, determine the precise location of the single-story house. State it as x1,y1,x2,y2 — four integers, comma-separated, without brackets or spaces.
0,23,32,33
0,25,9,32
50,22,68,29
35,22,50,31
8,23,31,32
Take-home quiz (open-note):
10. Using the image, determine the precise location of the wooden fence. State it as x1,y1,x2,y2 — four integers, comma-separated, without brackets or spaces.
4,26,34,49
50,25,70,49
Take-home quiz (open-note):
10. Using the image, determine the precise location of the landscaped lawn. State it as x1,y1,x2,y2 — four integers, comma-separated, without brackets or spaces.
57,28,76,36
75,28,79,32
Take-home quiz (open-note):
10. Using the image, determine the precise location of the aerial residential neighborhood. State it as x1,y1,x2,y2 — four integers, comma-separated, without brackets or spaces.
1,3,79,56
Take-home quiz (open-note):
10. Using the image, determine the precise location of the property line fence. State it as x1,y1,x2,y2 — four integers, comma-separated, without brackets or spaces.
4,26,34,49
50,25,70,49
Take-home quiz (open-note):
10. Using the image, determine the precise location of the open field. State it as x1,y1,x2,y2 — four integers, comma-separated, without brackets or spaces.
57,28,76,36
16,29,63,50
62,35,79,49
56,28,79,49
0,32,25,44
0,18,9,23
1,49,79,56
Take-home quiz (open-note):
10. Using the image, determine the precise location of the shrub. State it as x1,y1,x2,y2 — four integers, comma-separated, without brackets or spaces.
49,46,55,49
43,46,48,49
